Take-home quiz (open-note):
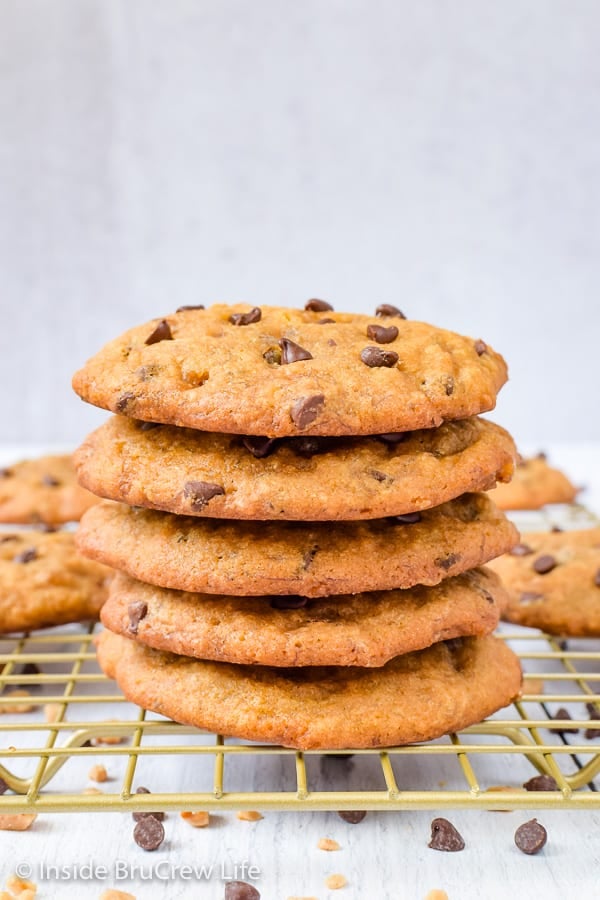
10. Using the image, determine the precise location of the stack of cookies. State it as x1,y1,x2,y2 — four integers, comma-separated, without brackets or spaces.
72,302,522,749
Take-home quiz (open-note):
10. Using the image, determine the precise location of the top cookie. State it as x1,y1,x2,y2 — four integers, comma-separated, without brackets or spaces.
488,453,579,510
72,304,508,436
0,454,99,525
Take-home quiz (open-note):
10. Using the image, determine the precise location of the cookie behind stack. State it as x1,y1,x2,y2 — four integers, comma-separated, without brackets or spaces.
73,302,522,749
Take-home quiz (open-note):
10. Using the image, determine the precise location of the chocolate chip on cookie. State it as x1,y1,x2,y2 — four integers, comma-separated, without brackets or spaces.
375,304,405,318
176,304,205,312
510,543,534,557
290,394,325,428
532,555,557,575
305,299,333,312
360,347,399,368
127,601,148,634
269,596,309,610
279,338,313,364
366,324,399,344
183,481,225,511
241,436,278,459
145,320,173,345
474,339,487,355
392,512,422,524
229,307,261,326
13,547,38,564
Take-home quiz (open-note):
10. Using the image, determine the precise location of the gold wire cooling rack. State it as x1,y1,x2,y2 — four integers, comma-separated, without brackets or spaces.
0,504,598,815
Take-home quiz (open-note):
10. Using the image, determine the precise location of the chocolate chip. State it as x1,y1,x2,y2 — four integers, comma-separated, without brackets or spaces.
116,392,136,413
519,591,544,605
302,546,319,570
0,469,12,478
551,525,563,533
176,304,205,312
318,317,335,324
436,552,461,571
270,596,309,610
366,324,399,344
13,547,37,564
360,346,399,368
133,815,165,851
128,601,148,635
523,774,557,791
474,339,487,355
585,702,600,739
224,883,260,900
139,421,161,432
594,568,600,587
338,810,366,824
229,307,262,326
514,819,547,855
537,451,547,461
305,298,333,312
533,554,557,575
41,474,60,487
392,512,422,524
288,436,331,457
551,708,578,735
263,346,281,365
369,469,391,483
290,394,325,429
132,786,165,823
183,481,225,510
510,543,534,557
428,817,465,852
242,436,278,459
375,304,406,318
145,319,173,345
279,338,313,364
377,432,408,444
444,375,454,396
0,535,18,543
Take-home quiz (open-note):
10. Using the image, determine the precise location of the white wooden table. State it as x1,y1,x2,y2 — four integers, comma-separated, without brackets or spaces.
0,443,599,900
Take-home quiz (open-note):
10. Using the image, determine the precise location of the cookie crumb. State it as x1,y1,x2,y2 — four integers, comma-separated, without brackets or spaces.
486,785,526,811
44,703,63,723
6,873,37,894
92,720,128,745
236,810,263,822
425,892,449,900
88,764,108,783
180,811,210,828
325,874,347,890
317,837,341,851
83,787,104,795
0,691,36,714
0,814,37,831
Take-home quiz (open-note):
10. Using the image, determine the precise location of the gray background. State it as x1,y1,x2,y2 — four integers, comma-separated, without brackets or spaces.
1,0,598,445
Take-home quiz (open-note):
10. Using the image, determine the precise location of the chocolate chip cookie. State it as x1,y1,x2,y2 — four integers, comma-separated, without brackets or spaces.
0,531,111,633
96,630,522,749
76,493,518,597
74,415,516,520
488,453,578,510
0,454,99,525
488,528,600,635
101,567,506,667
72,304,508,436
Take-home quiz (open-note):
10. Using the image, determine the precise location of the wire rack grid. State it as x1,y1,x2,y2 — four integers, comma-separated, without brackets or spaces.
0,503,599,815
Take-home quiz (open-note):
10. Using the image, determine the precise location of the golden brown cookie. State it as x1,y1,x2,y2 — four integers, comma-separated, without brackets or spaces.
74,415,515,520
96,630,522,749
0,454,99,525
489,528,600,635
489,453,578,510
77,493,518,597
101,568,506,667
0,530,111,633
72,304,508,437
